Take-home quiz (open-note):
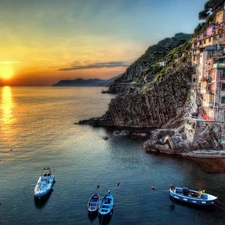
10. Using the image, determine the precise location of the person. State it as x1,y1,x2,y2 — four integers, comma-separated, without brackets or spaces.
199,190,205,197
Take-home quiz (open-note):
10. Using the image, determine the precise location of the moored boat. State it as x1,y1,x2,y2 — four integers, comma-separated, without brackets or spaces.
87,193,101,213
169,184,218,206
34,167,55,198
98,190,114,216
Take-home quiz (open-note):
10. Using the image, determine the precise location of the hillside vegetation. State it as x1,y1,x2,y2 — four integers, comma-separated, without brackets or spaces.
108,33,191,94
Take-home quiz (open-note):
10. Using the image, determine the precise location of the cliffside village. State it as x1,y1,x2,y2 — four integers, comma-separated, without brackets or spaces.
191,3,225,122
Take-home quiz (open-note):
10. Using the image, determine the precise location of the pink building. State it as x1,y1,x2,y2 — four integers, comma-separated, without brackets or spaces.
207,25,218,36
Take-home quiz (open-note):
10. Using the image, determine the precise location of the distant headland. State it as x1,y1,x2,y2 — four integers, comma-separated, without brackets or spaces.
52,75,121,87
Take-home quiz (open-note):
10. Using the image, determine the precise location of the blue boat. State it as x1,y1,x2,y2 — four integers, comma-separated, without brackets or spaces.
169,185,218,206
87,193,101,213
98,190,114,216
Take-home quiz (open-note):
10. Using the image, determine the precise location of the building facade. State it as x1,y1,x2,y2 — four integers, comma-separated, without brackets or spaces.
191,4,225,122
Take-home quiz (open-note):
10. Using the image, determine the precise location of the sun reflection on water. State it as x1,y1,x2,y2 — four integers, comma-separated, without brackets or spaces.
1,86,15,126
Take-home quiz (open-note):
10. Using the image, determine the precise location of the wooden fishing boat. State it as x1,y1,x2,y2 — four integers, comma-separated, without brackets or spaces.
87,193,101,213
169,184,218,206
98,190,114,216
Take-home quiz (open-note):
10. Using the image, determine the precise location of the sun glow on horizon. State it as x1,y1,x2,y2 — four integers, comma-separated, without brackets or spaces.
0,65,14,80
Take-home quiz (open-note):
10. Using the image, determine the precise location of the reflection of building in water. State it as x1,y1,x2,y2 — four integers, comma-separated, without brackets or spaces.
1,86,14,126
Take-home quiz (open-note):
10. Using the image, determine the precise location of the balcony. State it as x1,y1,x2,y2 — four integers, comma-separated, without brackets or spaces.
213,63,225,69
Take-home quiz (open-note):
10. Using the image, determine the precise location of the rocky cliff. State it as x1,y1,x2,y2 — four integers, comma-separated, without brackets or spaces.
90,64,193,128
77,33,225,172
107,33,191,94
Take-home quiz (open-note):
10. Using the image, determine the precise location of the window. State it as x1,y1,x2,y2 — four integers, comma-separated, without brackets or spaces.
222,83,225,90
209,37,211,42
223,70,225,77
204,40,206,44
221,96,225,104
219,59,223,63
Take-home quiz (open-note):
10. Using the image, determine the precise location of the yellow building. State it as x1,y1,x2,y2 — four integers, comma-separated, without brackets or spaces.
216,5,225,24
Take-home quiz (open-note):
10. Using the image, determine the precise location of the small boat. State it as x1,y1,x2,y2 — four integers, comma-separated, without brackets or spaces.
98,190,114,216
34,167,55,198
169,184,218,206
87,193,101,213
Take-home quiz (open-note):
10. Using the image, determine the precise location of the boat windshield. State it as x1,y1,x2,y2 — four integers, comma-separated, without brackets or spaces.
41,167,51,176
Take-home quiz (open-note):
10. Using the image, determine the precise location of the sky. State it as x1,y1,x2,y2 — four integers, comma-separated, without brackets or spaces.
0,0,207,86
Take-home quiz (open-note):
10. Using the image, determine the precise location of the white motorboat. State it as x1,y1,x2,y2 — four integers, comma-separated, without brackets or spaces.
34,167,55,198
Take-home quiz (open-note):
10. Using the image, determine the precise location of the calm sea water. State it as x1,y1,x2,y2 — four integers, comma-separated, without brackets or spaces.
1,86,225,225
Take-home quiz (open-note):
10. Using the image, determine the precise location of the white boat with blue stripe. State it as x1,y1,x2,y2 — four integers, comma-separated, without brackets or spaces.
169,184,218,206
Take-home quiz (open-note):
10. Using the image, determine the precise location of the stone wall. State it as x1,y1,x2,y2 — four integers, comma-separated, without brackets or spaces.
144,118,225,155
190,120,225,150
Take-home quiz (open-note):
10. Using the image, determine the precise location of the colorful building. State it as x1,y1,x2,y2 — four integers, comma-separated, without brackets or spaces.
191,4,225,122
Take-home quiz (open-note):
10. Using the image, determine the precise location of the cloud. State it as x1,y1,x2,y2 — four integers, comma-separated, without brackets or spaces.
0,61,21,65
59,61,129,71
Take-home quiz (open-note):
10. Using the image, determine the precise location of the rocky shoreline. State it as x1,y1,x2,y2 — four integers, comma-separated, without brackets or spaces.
77,112,225,172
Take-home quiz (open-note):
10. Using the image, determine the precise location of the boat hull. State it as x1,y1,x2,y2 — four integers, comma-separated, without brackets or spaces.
169,187,217,206
34,175,55,198
87,194,101,213
98,193,114,216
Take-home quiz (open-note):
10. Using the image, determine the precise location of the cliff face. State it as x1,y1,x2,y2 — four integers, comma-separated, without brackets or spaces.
79,34,193,129
107,33,191,94
91,64,193,128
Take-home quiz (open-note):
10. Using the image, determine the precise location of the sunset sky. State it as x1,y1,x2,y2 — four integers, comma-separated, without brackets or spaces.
0,0,206,86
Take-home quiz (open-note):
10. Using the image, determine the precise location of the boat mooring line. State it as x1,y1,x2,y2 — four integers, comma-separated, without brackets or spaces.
151,186,169,192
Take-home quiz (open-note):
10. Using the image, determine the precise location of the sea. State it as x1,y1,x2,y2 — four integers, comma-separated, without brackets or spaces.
1,86,225,225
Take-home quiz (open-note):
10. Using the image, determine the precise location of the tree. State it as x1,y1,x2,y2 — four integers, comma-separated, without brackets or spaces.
204,0,225,13
199,9,210,20
198,0,225,21
194,23,205,34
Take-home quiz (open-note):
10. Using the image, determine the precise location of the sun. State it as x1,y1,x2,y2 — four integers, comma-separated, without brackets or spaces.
0,66,14,80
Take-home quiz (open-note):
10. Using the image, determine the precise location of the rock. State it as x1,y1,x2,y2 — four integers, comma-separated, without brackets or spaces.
131,133,148,139
120,130,129,136
155,144,174,154
113,130,120,137
189,157,225,173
